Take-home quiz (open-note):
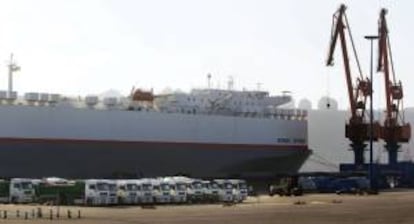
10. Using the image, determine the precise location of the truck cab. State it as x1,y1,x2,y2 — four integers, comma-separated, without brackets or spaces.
229,179,248,202
137,179,154,204
202,180,220,203
84,179,110,206
9,178,36,203
107,180,118,205
117,180,139,205
151,178,171,204
164,177,187,203
269,176,303,196
187,179,204,203
201,180,219,203
214,179,234,202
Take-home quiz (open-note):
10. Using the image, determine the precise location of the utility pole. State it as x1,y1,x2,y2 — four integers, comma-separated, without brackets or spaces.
364,35,378,191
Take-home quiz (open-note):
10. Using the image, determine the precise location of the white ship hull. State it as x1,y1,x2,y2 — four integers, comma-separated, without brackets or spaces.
0,105,309,178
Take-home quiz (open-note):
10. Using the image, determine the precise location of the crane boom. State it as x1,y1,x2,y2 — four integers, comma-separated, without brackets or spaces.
326,4,356,118
326,4,379,165
377,8,411,165
378,9,397,124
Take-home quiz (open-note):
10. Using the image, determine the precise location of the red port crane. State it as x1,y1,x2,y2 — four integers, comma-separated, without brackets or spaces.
326,4,379,165
377,8,411,165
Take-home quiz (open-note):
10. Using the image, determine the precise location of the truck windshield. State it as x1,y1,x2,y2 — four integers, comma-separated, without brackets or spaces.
96,183,109,191
210,183,219,189
126,184,138,191
161,184,170,191
176,183,187,191
21,182,33,190
224,183,233,189
239,183,247,189
108,184,117,192
192,182,202,189
142,184,152,191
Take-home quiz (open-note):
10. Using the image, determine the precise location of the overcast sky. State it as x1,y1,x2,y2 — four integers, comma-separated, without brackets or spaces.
0,0,411,109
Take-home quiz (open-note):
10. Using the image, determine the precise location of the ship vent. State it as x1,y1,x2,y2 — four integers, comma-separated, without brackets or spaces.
0,91,7,100
25,92,39,105
49,94,61,104
103,97,118,108
39,93,49,102
37,93,49,106
85,95,99,108
7,91,17,101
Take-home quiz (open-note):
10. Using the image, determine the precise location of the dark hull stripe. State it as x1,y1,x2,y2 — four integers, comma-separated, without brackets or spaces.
0,138,311,179
0,137,308,151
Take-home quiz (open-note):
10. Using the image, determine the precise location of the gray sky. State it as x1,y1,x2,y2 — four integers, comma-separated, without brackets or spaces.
0,0,411,109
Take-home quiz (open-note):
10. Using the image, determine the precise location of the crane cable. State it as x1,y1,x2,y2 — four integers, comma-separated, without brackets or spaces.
344,13,364,79
325,69,331,109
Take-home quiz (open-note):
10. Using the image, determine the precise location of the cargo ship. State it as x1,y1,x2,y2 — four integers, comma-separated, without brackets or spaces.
0,61,310,178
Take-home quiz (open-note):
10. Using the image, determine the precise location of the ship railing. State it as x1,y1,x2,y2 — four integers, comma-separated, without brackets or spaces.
271,109,308,120
227,109,307,120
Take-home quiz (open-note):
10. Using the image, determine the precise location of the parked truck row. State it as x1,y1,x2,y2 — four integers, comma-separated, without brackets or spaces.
0,177,248,206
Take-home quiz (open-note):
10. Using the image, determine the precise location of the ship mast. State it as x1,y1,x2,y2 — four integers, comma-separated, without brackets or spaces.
7,53,20,98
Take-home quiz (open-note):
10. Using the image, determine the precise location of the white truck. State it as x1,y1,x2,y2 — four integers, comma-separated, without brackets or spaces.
214,179,234,202
229,179,248,202
186,178,205,203
163,176,188,203
84,179,113,206
107,180,118,205
0,179,36,204
202,180,220,203
116,180,139,205
137,178,154,204
151,178,171,204
9,178,36,203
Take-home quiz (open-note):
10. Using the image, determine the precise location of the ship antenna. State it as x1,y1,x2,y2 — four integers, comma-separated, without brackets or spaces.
227,76,234,90
7,53,21,98
256,82,262,91
207,73,212,89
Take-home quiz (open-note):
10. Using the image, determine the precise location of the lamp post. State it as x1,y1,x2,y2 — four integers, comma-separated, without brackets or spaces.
364,35,379,191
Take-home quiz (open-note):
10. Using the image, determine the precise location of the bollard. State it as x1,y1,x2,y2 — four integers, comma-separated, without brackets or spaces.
37,207,42,218
3,210,7,219
25,211,28,220
16,210,20,218
56,208,60,219
31,209,35,218
49,209,53,220
78,210,81,219
67,210,71,219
